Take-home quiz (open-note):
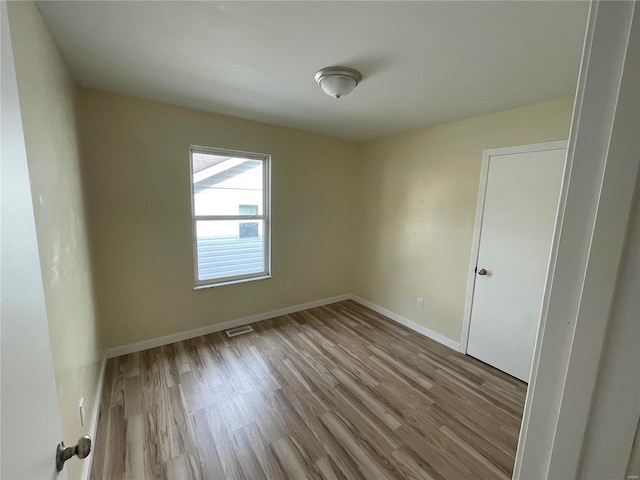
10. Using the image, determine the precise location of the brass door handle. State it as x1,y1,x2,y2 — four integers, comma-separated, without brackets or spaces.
56,435,91,472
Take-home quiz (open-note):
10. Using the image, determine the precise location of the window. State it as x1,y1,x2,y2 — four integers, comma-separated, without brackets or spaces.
238,205,259,239
189,146,271,287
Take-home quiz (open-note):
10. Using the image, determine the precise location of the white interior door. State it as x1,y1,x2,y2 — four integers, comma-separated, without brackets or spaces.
1,2,67,478
466,145,565,382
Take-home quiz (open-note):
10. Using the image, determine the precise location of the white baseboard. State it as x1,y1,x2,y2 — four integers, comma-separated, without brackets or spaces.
105,292,460,359
349,295,461,351
82,354,107,480
105,294,352,358
91,293,457,479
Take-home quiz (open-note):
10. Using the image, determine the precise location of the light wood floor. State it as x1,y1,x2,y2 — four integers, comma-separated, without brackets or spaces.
91,300,526,480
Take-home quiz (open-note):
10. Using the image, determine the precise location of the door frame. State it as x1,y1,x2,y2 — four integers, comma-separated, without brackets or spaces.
459,140,568,356
514,2,638,478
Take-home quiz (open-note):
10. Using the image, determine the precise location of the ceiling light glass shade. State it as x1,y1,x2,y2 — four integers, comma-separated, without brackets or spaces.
318,75,357,98
315,66,362,99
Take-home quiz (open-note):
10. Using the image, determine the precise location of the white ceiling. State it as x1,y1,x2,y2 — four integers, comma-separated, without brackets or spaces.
37,1,589,142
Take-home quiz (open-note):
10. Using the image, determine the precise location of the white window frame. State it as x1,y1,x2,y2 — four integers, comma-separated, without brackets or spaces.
189,145,271,289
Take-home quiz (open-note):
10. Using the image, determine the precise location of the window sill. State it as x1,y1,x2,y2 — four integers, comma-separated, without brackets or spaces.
193,275,272,290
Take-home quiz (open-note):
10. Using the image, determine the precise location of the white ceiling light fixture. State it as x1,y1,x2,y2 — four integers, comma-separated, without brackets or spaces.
315,66,362,99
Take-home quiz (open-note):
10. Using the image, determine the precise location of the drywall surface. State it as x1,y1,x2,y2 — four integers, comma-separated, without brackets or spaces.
1,1,66,477
7,2,103,479
354,97,574,342
77,89,358,348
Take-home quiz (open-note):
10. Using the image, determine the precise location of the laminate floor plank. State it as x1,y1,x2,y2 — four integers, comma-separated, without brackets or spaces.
125,413,145,480
190,408,226,480
91,300,525,480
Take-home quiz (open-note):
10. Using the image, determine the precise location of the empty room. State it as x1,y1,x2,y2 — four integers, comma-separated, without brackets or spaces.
2,1,639,480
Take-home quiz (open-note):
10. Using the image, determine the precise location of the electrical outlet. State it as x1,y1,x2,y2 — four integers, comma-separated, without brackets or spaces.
416,298,424,309
79,397,86,427
284,283,292,293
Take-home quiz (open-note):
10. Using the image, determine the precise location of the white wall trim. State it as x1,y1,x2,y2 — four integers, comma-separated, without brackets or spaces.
105,294,351,358
105,293,461,359
460,140,568,354
81,355,107,480
460,150,490,354
482,140,569,159
514,2,638,478
350,295,461,351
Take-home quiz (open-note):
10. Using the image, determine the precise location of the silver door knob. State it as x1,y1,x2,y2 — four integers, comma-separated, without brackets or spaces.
477,268,487,275
56,435,91,472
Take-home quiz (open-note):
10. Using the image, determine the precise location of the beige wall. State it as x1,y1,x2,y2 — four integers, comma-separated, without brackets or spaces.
2,5,577,476
354,97,574,342
7,2,103,479
77,89,358,349
79,89,572,350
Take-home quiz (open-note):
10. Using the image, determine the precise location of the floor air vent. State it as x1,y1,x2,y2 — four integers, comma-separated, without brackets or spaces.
226,325,254,338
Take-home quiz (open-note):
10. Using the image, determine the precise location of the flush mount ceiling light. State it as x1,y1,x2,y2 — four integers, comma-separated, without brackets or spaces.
315,66,362,99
